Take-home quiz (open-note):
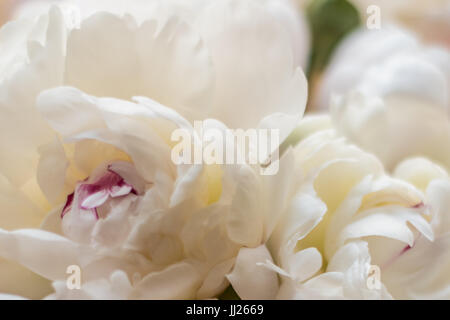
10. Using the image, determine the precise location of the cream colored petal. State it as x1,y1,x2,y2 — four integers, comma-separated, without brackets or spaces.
381,233,450,299
338,206,433,248
130,260,202,299
269,190,326,267
318,25,418,110
226,164,264,247
428,179,450,236
36,138,69,204
286,247,322,283
0,258,53,299
64,13,138,100
170,165,206,207
226,245,279,300
0,173,45,231
325,175,427,259
49,269,133,300
0,7,65,187
0,228,93,281
261,149,302,241
394,158,449,192
196,258,235,299
328,241,392,300
198,0,307,137
64,11,213,119
136,17,213,121
37,87,176,182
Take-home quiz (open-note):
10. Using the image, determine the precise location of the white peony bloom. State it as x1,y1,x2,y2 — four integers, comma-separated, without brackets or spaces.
13,0,311,69
317,25,450,171
319,25,450,111
384,158,450,299
0,0,307,299
233,116,450,299
350,0,450,48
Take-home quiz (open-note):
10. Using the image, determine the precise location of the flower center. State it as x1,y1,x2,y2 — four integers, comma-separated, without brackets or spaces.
61,162,141,219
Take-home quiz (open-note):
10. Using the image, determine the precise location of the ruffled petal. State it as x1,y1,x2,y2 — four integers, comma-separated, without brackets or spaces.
198,0,307,139
226,245,279,300
0,6,66,186
0,228,93,281
130,260,202,299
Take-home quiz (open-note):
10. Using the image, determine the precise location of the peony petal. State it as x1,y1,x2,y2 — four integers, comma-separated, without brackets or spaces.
0,228,93,281
0,6,65,187
197,258,235,299
337,206,434,249
269,190,326,266
0,173,46,231
198,0,307,137
64,12,139,100
49,269,133,300
286,247,322,283
130,260,202,299
135,17,214,121
226,245,279,300
37,87,176,182
64,11,214,119
226,165,264,247
428,179,450,236
0,258,53,299
394,158,449,193
36,138,69,204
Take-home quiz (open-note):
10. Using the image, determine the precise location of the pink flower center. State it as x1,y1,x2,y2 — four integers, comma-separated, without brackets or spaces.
61,165,137,219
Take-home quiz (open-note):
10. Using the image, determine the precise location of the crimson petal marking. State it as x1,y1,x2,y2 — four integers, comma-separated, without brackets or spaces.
107,165,138,195
61,166,137,219
382,243,414,270
380,203,425,270
412,202,424,209
61,192,74,218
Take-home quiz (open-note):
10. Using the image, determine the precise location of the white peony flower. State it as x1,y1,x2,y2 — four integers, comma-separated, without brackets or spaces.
13,0,311,69
384,158,450,299
318,25,450,111
317,25,450,171
0,0,307,299
271,125,429,299
231,116,450,299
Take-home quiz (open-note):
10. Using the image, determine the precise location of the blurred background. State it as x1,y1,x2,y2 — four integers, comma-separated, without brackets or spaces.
0,0,14,25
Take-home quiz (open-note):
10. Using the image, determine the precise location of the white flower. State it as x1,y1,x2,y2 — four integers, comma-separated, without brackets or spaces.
13,0,311,68
385,158,450,299
272,126,429,299
276,119,450,299
319,25,450,110
0,0,307,299
317,25,450,171
231,116,450,299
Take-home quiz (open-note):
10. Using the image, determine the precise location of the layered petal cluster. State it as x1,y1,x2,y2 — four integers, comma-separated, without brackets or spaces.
318,25,450,171
0,0,308,299
262,117,450,299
